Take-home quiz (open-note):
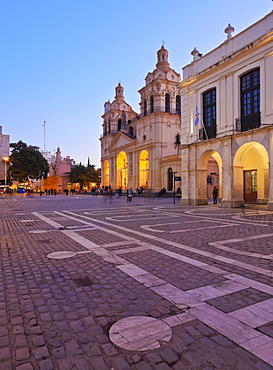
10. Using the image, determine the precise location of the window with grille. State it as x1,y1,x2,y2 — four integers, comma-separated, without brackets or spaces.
240,68,260,131
202,88,216,139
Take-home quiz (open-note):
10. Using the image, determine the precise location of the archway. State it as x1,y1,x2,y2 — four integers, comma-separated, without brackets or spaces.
103,160,110,187
233,142,268,203
116,151,128,190
198,150,222,203
139,150,149,188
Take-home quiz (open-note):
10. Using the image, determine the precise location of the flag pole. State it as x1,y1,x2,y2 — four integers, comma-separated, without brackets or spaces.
194,106,209,141
200,114,209,140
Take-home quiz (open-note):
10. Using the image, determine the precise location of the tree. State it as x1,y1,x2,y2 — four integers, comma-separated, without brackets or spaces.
9,141,49,183
70,163,100,189
69,164,87,189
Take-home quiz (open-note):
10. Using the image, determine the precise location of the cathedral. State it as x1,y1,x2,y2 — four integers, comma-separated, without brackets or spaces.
100,46,181,192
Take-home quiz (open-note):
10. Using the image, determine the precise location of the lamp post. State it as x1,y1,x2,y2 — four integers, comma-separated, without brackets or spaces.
173,172,177,204
173,134,181,205
2,156,9,187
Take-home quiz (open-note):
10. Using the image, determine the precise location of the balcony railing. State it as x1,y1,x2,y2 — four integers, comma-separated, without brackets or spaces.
100,130,118,138
235,112,261,132
199,126,216,141
136,106,181,120
100,129,137,139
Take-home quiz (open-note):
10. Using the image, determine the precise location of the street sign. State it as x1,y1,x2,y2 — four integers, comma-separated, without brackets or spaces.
174,176,181,181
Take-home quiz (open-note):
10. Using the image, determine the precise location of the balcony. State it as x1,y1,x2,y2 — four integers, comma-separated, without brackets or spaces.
136,106,181,120
199,126,216,140
100,130,118,138
235,112,261,132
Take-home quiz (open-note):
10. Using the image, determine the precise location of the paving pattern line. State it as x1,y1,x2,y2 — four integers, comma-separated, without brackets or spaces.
210,241,273,260
31,209,273,365
183,209,269,226
59,210,273,277
228,298,273,327
106,214,181,222
33,209,273,280
143,240,273,277
113,242,273,295
225,274,273,296
32,211,132,265
208,232,273,260
143,222,237,233
189,305,273,365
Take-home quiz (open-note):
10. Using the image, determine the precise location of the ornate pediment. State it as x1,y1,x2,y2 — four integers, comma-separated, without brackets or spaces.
108,131,135,152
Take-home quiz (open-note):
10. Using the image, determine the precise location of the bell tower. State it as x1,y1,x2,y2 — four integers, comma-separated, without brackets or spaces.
115,83,124,100
156,45,170,69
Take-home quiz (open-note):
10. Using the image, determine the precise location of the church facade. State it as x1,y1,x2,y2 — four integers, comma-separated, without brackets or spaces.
100,46,181,192
178,12,273,209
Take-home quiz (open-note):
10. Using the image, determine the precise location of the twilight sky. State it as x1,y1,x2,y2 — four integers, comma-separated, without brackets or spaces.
0,1,272,167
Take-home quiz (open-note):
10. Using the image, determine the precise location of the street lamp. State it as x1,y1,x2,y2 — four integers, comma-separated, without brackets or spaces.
2,156,9,186
173,172,177,204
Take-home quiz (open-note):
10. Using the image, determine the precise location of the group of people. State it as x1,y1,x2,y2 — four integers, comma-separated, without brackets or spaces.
40,188,57,196
63,188,76,196
44,184,219,204
157,186,219,204
39,188,75,196
158,187,167,196
38,184,219,204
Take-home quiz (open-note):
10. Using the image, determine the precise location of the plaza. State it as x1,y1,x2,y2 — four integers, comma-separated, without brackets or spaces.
0,194,273,369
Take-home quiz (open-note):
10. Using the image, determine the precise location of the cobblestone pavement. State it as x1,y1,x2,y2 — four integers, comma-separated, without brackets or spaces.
1,194,273,369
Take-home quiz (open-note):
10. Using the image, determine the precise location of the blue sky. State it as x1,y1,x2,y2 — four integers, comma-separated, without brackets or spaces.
0,1,272,167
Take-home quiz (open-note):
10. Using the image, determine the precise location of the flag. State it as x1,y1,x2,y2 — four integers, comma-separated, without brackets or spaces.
194,106,199,126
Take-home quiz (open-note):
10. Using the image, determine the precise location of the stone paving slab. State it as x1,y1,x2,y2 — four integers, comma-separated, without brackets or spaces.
0,195,273,369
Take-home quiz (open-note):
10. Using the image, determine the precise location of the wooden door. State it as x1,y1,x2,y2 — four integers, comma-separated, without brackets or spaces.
244,170,257,203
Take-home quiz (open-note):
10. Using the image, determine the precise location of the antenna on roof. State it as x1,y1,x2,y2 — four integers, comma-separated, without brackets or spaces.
43,119,46,152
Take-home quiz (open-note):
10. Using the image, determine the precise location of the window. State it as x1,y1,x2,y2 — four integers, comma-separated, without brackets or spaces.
118,119,122,131
150,95,154,113
240,68,260,131
176,95,181,115
165,93,170,113
202,88,216,139
144,99,147,117
129,126,134,136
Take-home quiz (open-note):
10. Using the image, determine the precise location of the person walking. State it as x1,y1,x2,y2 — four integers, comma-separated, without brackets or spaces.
212,186,218,204
127,188,133,202
108,186,113,203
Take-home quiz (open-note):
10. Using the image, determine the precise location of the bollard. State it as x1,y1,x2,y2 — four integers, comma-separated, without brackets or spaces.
241,204,245,216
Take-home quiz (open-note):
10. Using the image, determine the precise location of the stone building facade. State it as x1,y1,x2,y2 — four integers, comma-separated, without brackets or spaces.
178,12,273,209
41,147,75,193
100,46,181,192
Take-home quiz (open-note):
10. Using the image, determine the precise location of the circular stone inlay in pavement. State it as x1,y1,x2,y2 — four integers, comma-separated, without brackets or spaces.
47,251,77,259
109,316,172,351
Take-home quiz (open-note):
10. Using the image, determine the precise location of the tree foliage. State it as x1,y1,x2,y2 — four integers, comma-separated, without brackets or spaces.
10,141,49,183
70,163,100,189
